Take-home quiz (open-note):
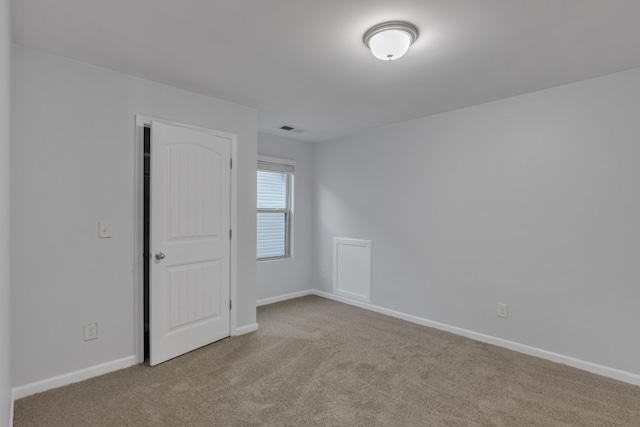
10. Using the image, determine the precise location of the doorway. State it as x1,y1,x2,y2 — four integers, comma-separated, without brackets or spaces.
138,118,235,366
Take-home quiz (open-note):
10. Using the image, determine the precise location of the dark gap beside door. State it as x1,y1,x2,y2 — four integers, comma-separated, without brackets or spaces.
144,126,150,361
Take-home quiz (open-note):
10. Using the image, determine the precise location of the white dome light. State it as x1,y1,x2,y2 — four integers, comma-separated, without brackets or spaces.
364,21,419,61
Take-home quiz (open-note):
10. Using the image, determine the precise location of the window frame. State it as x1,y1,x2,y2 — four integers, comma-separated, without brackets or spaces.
257,155,295,261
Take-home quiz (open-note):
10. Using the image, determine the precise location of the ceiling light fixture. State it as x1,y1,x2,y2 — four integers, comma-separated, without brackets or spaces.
363,21,419,61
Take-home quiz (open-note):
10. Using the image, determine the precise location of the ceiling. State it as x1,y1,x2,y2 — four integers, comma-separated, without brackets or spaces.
11,0,640,142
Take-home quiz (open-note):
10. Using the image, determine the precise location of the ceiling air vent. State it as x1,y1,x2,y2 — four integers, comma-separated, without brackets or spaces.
279,125,308,134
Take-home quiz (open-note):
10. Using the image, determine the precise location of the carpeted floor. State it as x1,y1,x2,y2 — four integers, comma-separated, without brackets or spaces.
13,295,640,426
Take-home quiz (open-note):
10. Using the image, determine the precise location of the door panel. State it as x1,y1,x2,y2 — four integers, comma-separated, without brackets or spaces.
167,144,221,239
167,261,220,329
150,121,231,366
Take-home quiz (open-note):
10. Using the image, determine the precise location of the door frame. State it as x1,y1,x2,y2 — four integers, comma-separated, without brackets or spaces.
133,115,238,364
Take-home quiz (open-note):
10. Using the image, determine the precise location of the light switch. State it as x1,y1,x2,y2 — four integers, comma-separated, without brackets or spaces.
99,221,112,238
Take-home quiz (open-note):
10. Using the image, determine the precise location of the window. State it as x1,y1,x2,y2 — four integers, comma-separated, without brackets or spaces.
257,156,294,260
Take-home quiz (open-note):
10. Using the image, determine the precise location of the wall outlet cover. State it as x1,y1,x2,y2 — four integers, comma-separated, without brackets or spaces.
84,322,98,341
498,303,508,318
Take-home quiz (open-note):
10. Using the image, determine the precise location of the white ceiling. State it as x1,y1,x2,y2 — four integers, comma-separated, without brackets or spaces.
12,0,640,142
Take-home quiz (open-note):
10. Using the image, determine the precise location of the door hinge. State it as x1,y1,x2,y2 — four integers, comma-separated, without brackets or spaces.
230,158,232,169
229,300,232,310
229,229,232,240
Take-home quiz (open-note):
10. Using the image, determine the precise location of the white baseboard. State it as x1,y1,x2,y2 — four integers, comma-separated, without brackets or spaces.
9,289,638,414
11,322,259,404
11,323,260,403
233,323,259,336
257,289,314,307
12,355,138,401
312,290,640,387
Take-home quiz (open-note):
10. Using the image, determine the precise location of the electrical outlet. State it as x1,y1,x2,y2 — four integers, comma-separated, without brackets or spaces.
497,303,508,318
84,322,98,341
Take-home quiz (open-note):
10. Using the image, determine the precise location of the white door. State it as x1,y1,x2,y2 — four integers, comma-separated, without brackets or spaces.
150,120,231,366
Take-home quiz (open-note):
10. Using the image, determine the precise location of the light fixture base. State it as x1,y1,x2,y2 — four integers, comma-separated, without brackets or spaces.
363,21,419,51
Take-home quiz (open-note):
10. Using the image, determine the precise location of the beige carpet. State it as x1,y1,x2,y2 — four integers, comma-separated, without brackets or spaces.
14,296,640,426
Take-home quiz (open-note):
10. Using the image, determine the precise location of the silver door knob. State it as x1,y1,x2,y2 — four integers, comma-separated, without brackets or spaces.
155,252,166,261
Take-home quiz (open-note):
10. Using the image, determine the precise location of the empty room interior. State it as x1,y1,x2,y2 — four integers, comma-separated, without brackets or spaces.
2,0,640,425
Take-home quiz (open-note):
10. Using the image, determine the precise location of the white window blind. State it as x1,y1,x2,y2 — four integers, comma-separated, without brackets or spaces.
257,160,294,174
257,158,293,260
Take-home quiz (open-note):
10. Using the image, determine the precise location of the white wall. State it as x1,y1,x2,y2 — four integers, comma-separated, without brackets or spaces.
313,68,640,376
11,46,257,388
0,0,11,423
257,133,314,301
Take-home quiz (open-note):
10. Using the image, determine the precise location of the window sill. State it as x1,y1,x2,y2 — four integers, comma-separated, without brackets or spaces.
257,256,292,263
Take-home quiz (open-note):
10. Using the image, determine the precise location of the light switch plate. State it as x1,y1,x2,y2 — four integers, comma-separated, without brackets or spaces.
99,221,112,238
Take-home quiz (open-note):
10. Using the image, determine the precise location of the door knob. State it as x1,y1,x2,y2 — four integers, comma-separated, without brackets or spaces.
155,252,166,261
